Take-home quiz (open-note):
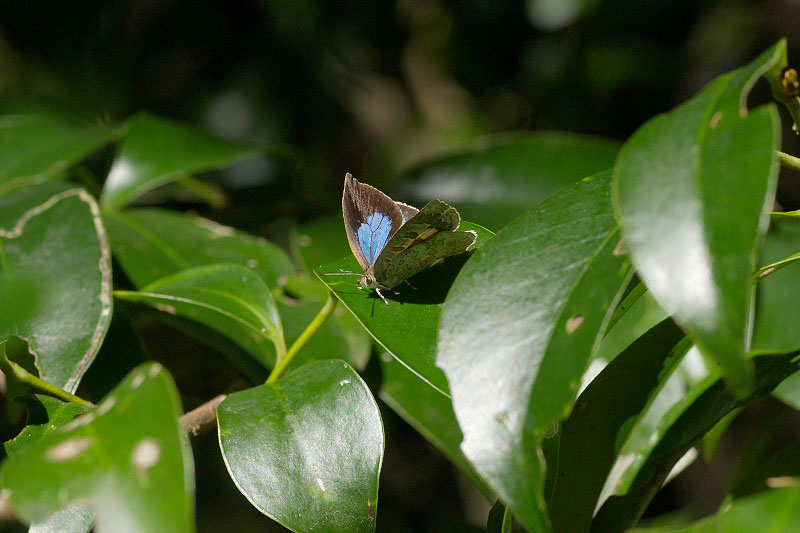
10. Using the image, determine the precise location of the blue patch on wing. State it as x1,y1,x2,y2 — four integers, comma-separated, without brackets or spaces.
357,212,393,266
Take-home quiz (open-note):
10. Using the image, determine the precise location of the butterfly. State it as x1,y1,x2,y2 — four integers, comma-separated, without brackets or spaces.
331,172,477,305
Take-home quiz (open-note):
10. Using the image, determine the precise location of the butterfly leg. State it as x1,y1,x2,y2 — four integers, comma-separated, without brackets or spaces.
375,288,390,306
402,279,419,290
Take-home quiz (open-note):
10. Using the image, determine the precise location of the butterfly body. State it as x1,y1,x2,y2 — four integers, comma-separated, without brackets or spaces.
341,173,476,304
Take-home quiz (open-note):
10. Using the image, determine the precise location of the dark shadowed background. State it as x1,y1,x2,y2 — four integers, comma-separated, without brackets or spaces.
2,1,800,531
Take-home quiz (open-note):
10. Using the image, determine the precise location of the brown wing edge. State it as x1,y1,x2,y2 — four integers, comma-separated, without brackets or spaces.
342,172,404,270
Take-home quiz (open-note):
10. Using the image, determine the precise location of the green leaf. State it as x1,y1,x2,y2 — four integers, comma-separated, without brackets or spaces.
0,183,113,393
397,132,619,231
317,221,493,395
751,220,800,354
378,353,491,496
0,363,195,533
100,113,258,210
29,504,94,533
3,395,90,457
115,264,285,369
104,207,295,289
218,360,383,533
0,113,120,196
612,41,785,395
593,353,799,531
731,443,800,499
596,286,669,363
437,172,631,531
633,485,800,533
547,319,685,533
1,395,94,533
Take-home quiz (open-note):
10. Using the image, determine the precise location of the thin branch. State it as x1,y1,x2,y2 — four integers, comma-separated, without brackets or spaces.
267,290,337,384
181,394,228,438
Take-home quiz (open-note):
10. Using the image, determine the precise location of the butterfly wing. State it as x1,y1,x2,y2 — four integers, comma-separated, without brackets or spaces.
395,201,419,222
342,173,405,271
373,199,465,286
375,230,477,289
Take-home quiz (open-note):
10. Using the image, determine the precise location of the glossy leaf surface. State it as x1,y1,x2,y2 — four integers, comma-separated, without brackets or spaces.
218,360,383,533
0,113,119,195
438,173,631,531
100,113,258,209
613,41,784,394
105,207,295,289
317,221,493,395
0,184,112,393
396,132,619,230
0,363,194,533
115,264,284,368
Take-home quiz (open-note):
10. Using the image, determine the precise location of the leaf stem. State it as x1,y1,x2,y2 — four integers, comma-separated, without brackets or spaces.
754,252,800,280
777,150,800,172
175,173,229,209
267,290,337,384
0,342,94,407
771,210,800,221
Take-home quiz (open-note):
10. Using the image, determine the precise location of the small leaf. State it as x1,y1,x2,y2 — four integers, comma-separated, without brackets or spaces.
0,363,195,533
104,207,294,290
115,264,285,369
100,113,258,210
634,485,800,533
0,183,112,393
317,222,493,395
397,132,619,230
29,504,94,533
613,41,785,395
437,172,631,531
3,395,90,457
0,113,119,195
218,360,383,533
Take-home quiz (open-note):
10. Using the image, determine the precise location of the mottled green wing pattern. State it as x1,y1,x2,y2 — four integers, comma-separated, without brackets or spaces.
375,230,477,288
375,199,461,273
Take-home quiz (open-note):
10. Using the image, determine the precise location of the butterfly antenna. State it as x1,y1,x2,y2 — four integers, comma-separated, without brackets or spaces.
375,288,390,306
319,270,361,277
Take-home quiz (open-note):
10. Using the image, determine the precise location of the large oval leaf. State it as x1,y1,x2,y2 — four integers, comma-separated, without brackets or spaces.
612,41,785,395
218,359,383,533
396,131,619,230
0,183,112,393
114,264,285,368
104,207,295,289
0,113,120,195
100,113,258,210
437,172,631,530
0,363,195,533
317,221,493,395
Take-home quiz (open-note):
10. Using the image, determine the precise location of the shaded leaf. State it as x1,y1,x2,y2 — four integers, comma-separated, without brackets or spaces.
612,41,784,394
396,132,619,231
3,396,90,457
100,113,258,210
115,264,284,369
0,363,195,533
751,219,800,354
0,113,119,195
104,207,294,290
633,485,800,533
593,353,800,531
547,319,685,533
437,173,631,531
0,184,112,393
317,221,493,395
218,360,383,533
378,353,491,496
